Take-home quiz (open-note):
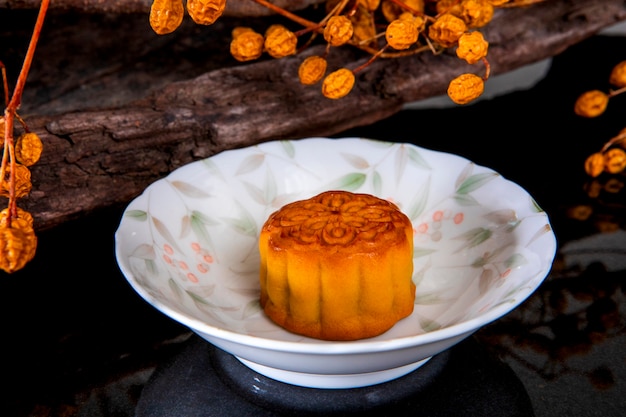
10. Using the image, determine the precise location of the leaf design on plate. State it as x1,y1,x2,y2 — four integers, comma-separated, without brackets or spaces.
412,259,431,288
186,291,232,324
228,286,260,297
526,223,553,247
236,153,265,175
394,145,409,184
456,172,498,195
152,215,183,253
414,292,445,305
455,162,474,190
191,211,217,253
181,214,191,238
471,243,511,267
201,158,226,182
186,289,214,306
192,210,220,227
406,146,432,170
145,258,158,275
280,140,296,158
243,299,262,319
453,193,479,206
479,268,496,295
243,181,266,206
419,317,443,332
341,152,370,170
491,298,517,311
504,253,528,269
192,284,217,298
221,201,258,237
168,278,185,302
530,197,545,213
133,267,158,292
454,227,493,250
131,243,156,259
170,180,211,198
484,209,518,225
406,178,430,220
125,209,147,221
325,173,366,191
414,247,436,258
129,245,159,279
263,166,278,204
372,170,383,195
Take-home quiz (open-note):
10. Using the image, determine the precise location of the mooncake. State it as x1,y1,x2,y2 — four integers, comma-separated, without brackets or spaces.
259,190,415,341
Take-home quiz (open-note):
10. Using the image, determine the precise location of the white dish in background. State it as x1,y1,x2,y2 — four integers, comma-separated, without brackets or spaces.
115,137,556,389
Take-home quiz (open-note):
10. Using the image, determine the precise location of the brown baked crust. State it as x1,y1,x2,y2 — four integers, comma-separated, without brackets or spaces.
259,190,415,341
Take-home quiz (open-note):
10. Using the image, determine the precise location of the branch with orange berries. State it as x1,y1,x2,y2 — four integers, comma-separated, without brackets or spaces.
575,60,626,178
148,0,543,103
1,0,48,273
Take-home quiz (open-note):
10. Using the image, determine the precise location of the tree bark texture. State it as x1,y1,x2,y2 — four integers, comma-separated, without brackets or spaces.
2,0,626,231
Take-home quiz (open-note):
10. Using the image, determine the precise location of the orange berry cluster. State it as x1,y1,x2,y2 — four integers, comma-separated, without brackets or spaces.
576,60,626,178
148,0,542,102
1,72,43,274
0,1,49,274
149,0,227,34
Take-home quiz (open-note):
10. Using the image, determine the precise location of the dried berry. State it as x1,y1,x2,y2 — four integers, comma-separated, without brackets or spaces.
584,152,605,177
0,224,37,273
230,29,264,62
400,12,425,32
0,207,34,230
187,0,227,26
322,68,355,99
604,148,626,174
428,13,467,48
447,73,484,104
324,15,354,47
382,0,425,22
456,31,489,64
149,0,185,35
386,18,418,50
574,90,609,118
232,27,253,38
15,132,43,167
298,56,328,85
350,4,378,47
264,24,298,59
459,0,494,28
436,0,463,15
360,0,381,11
609,60,626,88
567,205,593,221
0,164,32,199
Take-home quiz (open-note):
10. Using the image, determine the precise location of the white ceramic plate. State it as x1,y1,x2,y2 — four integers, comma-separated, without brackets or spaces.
115,137,556,389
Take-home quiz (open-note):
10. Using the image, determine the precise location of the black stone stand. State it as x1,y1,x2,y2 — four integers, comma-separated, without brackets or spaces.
136,335,534,417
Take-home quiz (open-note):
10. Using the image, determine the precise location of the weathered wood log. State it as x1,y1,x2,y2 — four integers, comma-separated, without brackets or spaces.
4,0,626,231
0,0,325,16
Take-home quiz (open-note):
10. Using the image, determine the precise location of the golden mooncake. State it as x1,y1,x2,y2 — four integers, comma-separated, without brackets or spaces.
259,190,415,341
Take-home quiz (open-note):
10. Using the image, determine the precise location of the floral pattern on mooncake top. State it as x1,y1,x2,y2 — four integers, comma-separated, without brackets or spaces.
264,190,410,248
